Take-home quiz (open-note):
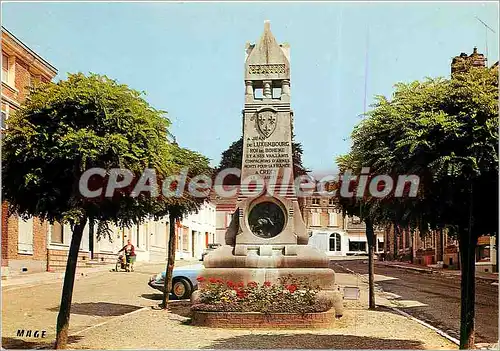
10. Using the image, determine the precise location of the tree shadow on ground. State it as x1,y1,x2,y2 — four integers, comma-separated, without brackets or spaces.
47,302,141,317
141,293,163,300
167,300,192,318
202,334,424,349
1,335,83,350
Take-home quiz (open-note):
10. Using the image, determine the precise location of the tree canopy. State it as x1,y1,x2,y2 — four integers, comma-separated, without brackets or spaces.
2,73,173,228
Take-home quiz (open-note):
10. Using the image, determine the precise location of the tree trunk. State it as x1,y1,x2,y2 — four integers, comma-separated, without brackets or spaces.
162,212,178,309
393,222,399,260
437,228,444,263
458,184,477,350
365,218,376,309
458,230,477,349
55,216,87,349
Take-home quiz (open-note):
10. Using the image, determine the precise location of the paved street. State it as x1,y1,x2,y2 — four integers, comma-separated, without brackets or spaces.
1,261,187,349
2,259,458,350
331,259,498,344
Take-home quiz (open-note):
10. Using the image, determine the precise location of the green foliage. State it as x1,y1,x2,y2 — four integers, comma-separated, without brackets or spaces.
2,73,174,227
338,66,498,238
156,143,213,220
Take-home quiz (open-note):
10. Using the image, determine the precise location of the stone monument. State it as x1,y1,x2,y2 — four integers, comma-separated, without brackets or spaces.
200,22,342,312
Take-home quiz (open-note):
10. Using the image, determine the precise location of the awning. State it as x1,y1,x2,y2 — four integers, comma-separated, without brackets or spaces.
348,236,367,242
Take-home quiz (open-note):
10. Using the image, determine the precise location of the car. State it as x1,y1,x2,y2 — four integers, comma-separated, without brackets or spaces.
148,264,203,299
200,243,222,261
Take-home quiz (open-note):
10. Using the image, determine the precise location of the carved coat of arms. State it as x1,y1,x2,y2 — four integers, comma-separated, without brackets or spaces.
256,110,277,138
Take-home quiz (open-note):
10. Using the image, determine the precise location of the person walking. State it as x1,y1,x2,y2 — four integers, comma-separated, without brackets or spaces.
118,239,136,272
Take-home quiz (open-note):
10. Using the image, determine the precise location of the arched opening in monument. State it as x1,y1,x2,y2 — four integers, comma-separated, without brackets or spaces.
248,199,286,239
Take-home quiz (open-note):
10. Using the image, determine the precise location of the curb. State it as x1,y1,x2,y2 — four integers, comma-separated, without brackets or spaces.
390,306,459,346
335,262,460,346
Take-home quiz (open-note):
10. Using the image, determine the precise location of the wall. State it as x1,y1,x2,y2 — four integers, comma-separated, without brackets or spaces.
4,216,48,275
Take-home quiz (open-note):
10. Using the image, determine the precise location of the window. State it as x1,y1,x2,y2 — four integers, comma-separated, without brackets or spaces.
311,212,320,226
329,233,342,251
1,111,6,130
329,235,335,251
328,198,335,206
254,88,264,99
312,198,320,205
349,241,366,252
18,217,34,254
329,212,338,227
2,54,9,83
272,87,282,99
51,222,64,244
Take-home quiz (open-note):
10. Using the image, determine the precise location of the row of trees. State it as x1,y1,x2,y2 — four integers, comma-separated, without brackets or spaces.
336,66,498,349
2,73,212,349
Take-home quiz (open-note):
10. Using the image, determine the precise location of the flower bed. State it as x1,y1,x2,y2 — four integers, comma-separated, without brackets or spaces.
191,275,333,314
191,310,335,329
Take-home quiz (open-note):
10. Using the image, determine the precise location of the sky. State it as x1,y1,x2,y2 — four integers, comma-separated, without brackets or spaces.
2,1,499,170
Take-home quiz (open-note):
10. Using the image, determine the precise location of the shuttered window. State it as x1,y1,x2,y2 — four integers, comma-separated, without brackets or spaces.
329,212,338,226
2,54,9,83
311,211,320,226
18,217,34,254
51,222,64,244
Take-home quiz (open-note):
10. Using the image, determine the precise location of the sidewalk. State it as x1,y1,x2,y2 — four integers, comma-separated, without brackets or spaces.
377,260,499,282
56,271,457,350
1,258,199,289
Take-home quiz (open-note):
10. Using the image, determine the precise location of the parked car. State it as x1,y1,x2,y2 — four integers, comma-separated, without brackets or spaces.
148,264,203,299
201,243,222,261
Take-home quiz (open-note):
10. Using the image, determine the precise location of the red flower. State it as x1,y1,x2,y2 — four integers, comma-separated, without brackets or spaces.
237,281,244,287
286,284,297,293
216,278,224,285
226,280,235,288
196,276,206,283
263,281,272,287
236,289,247,299
209,277,217,284
247,281,258,288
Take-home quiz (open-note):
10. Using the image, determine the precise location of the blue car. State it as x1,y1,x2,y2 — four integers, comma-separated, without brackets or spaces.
148,264,203,299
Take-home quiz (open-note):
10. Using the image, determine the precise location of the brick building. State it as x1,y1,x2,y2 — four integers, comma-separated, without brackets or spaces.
1,27,58,277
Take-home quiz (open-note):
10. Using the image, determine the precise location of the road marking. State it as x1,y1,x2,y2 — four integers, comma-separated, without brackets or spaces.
71,306,149,336
384,292,402,300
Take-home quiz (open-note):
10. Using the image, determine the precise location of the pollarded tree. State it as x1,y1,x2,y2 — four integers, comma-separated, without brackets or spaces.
349,65,498,349
158,144,212,309
2,73,174,349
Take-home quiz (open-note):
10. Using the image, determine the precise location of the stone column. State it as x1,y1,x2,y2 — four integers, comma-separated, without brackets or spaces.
245,80,253,96
263,80,272,98
282,80,290,95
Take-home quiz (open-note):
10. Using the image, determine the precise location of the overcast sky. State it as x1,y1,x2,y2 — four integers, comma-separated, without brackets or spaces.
2,2,498,170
